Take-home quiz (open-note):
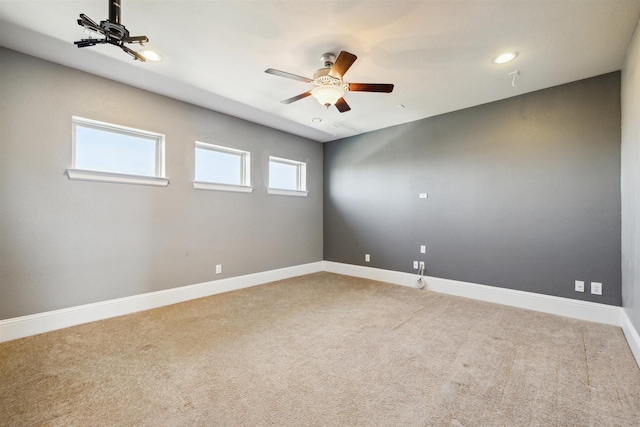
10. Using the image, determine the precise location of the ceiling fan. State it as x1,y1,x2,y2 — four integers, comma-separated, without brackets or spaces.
74,0,149,62
265,51,394,113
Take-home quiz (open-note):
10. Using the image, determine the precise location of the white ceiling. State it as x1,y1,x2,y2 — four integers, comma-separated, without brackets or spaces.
1,1,639,143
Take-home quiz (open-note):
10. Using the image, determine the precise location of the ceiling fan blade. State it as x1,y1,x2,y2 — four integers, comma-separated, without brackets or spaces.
265,68,313,83
281,92,312,104
78,14,103,34
78,14,100,29
335,97,351,113
329,51,357,78
123,35,149,44
122,44,146,62
74,38,103,48
348,83,394,93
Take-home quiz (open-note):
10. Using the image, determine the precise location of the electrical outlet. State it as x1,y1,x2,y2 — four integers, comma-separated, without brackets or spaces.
420,245,426,254
591,282,602,295
365,254,370,263
216,264,222,274
419,261,425,269
575,280,584,292
413,261,419,269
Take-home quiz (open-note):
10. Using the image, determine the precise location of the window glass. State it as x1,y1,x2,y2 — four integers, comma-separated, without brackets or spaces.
73,117,163,177
269,157,306,192
75,126,158,176
194,142,250,187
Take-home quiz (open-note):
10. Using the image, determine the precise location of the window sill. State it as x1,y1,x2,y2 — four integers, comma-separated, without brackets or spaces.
66,168,170,187
268,188,309,197
193,182,254,193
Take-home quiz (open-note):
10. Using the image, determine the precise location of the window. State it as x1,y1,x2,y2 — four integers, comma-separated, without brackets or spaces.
193,142,252,193
268,156,308,197
67,117,168,186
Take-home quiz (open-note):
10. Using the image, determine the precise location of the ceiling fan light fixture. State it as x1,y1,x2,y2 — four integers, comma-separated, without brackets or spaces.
311,85,344,108
493,52,517,64
265,51,393,113
74,0,150,62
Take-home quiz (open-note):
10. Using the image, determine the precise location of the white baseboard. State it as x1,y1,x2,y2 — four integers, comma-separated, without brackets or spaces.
323,261,419,288
0,261,323,343
323,261,622,326
621,309,640,369
0,260,630,357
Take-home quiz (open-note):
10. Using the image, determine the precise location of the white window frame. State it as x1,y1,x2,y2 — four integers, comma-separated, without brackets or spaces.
268,156,308,197
193,141,253,193
67,116,168,187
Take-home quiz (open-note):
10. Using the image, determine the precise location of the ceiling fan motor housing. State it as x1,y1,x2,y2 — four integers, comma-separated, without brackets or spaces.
313,67,344,84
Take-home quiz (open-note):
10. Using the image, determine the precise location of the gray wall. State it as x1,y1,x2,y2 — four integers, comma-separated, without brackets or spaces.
622,22,640,332
324,73,621,306
0,48,323,319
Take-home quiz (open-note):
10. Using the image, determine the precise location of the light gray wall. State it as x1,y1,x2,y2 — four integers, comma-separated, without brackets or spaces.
0,48,323,319
622,22,640,332
324,73,622,306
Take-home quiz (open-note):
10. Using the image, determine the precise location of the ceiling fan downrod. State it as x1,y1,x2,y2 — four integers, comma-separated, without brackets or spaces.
109,0,121,25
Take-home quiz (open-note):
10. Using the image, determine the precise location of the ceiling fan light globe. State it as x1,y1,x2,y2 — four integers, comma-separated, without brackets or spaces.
139,49,162,61
311,85,344,108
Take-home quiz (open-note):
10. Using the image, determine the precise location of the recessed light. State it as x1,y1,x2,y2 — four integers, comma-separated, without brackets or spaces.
311,117,322,123
139,49,162,62
493,52,517,64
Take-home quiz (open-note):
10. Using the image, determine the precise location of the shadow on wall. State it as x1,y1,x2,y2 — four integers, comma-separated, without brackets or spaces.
324,72,622,306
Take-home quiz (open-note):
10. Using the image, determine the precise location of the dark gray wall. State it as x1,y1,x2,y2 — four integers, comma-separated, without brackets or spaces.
0,48,323,319
324,73,621,306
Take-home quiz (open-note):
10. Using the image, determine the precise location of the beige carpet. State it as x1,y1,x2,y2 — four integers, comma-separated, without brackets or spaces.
1,272,639,426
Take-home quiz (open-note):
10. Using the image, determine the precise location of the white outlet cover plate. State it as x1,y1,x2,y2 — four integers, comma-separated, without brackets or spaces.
591,282,602,295
575,280,584,292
